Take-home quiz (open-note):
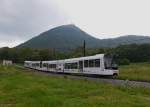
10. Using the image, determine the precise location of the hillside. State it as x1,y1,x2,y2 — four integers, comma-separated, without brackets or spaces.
99,35,150,47
17,24,150,51
17,24,100,51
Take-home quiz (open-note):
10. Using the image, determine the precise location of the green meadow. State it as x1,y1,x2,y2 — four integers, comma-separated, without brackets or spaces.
0,65,150,107
119,62,150,81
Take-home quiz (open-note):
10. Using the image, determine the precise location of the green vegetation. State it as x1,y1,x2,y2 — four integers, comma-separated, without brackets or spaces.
119,62,150,81
118,58,130,65
115,44,150,62
1,43,150,64
0,47,68,63
0,65,150,107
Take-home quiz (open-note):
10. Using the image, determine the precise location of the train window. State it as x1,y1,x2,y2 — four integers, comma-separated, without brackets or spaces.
65,63,78,69
52,64,56,68
71,63,74,69
49,64,52,68
65,63,69,69
49,64,56,68
89,60,94,67
71,63,78,69
36,63,39,67
64,64,67,69
32,64,34,67
79,61,83,69
68,63,71,69
43,63,48,67
84,60,88,67
95,59,100,67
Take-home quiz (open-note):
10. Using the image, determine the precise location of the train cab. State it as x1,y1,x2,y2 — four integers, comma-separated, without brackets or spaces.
104,54,119,76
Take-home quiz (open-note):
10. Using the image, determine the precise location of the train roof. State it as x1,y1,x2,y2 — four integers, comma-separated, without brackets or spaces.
25,54,105,63
64,54,104,62
24,61,31,63
24,61,41,63
42,60,57,64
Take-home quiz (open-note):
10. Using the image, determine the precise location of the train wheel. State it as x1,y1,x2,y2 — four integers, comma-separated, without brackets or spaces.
112,73,118,79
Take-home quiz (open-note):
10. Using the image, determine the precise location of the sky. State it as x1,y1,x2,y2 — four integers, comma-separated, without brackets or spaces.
0,0,150,47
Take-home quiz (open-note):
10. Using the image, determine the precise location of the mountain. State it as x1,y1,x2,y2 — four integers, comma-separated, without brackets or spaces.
17,24,150,51
17,24,101,51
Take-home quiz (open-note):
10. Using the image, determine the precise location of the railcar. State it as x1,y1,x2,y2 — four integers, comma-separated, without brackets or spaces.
24,54,119,77
24,61,32,68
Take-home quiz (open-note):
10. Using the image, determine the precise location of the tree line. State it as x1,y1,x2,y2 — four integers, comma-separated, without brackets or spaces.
0,48,68,63
68,43,150,64
0,43,150,64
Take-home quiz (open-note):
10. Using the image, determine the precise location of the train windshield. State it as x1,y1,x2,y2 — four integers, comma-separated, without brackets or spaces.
104,54,118,70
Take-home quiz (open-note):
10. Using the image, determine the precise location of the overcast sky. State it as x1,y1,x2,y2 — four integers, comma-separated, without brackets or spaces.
0,0,150,47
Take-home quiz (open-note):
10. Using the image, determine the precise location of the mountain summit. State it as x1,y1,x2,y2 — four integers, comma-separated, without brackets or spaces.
17,24,150,51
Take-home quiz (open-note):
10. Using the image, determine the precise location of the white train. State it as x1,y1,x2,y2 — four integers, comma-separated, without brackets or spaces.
24,54,119,77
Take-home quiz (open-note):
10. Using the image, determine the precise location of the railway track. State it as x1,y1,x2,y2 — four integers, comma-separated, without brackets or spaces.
16,65,150,88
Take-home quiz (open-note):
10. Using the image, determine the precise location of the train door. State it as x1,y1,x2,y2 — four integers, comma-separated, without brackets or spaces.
79,61,83,72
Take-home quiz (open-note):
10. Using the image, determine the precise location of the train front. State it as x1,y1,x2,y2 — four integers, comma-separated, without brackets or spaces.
104,54,119,77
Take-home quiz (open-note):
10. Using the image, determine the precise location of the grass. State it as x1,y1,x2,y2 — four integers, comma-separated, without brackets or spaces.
0,65,150,107
119,62,150,81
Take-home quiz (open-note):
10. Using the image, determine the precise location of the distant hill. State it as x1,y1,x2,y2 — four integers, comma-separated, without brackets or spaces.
17,24,150,51
99,35,150,47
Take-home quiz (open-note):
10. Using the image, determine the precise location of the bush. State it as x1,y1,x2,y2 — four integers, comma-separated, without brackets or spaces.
118,58,130,65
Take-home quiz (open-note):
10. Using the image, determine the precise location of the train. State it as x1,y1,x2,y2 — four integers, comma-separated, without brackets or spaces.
24,54,119,77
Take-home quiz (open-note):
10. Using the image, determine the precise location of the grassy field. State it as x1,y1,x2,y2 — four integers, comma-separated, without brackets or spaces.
0,65,150,107
119,62,150,81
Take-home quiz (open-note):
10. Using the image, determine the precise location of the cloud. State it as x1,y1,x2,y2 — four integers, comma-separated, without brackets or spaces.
1,0,150,47
0,0,71,47
55,0,150,38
